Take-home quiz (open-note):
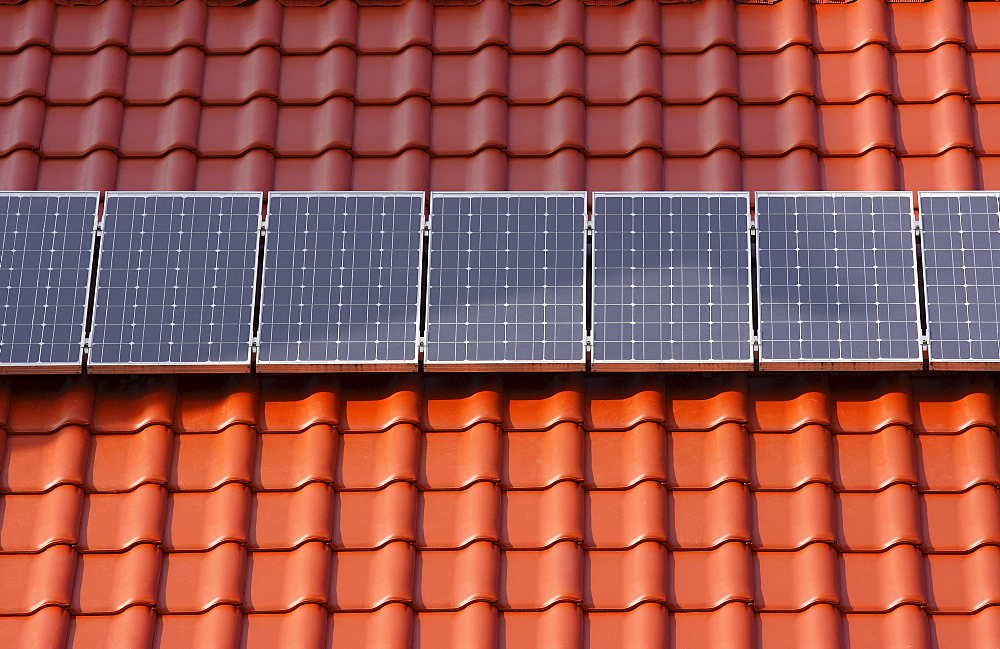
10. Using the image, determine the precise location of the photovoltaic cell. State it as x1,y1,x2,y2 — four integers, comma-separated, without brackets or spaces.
257,192,423,371
89,192,261,371
425,193,586,369
756,192,921,368
592,193,752,369
919,192,1000,367
0,192,98,371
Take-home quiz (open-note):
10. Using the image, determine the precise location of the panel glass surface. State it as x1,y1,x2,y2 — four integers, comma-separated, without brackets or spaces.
90,193,260,367
756,192,921,364
920,192,1000,364
592,193,752,366
258,192,423,367
0,192,98,368
426,193,586,366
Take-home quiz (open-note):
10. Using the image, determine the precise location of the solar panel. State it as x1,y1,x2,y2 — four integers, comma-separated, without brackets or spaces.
257,192,424,372
919,191,1000,369
89,192,261,372
756,192,921,370
425,192,587,370
592,193,752,370
0,192,98,373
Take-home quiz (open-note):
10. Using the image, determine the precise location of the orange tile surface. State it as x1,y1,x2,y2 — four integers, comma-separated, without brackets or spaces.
0,373,998,646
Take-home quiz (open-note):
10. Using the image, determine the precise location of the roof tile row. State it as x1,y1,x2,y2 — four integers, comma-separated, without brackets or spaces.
5,478,1000,552
2,0,999,55
5,147,999,194
7,539,1000,615
7,601,995,649
3,44,998,107
5,419,1000,493
0,373,994,435
3,95,997,157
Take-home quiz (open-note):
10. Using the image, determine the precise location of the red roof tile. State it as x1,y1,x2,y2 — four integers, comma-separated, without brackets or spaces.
1,0,998,193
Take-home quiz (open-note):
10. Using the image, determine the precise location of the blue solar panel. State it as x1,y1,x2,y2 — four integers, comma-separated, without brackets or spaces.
0,192,98,372
592,193,752,369
425,193,586,369
919,191,1000,367
89,192,261,371
756,192,921,368
257,192,423,371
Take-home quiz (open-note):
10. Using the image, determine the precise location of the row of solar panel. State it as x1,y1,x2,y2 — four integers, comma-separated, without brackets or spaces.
0,191,996,373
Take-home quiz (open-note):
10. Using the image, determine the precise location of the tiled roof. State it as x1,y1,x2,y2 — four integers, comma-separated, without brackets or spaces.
1,372,1000,648
0,0,998,194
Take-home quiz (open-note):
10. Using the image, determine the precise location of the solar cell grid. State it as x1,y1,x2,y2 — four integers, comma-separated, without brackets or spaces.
756,192,922,369
920,192,1000,368
592,192,752,370
258,192,423,371
0,192,98,372
89,192,261,372
425,193,586,370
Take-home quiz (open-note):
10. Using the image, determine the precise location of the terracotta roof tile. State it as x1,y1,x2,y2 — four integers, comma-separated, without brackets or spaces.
86,426,173,492
158,543,246,613
844,605,930,649
915,428,1000,492
245,542,331,612
921,486,1000,552
755,543,839,612
585,481,668,548
584,422,667,489
932,607,1000,649
127,1,207,53
840,544,926,612
243,603,327,649
1,426,89,494
757,604,841,649
672,602,754,647
417,482,500,549
503,423,583,488
420,423,502,489
71,543,160,614
0,485,83,552
155,604,242,649
170,426,255,491
671,482,751,549
0,544,76,614
586,603,668,649
50,0,130,53
750,425,834,491
837,484,922,551
333,481,417,549
752,484,836,550
338,425,420,489
0,607,68,649
413,541,497,609
66,606,155,649
201,47,279,104
248,482,334,549
252,426,336,490
584,542,668,609
163,483,250,551
499,541,582,610
78,485,167,552
414,603,498,649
